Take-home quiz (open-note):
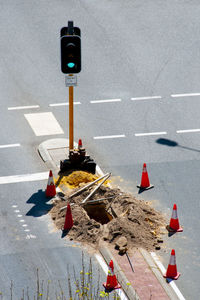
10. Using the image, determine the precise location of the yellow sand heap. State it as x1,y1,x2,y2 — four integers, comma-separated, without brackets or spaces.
55,171,98,189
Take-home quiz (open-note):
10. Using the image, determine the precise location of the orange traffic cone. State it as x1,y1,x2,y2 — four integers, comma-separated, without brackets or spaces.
164,249,180,280
63,203,73,231
137,163,154,190
103,260,121,291
168,204,183,232
78,139,82,150
45,170,56,198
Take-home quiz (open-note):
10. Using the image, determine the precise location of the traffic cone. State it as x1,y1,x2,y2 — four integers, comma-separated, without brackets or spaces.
137,163,154,190
103,260,121,290
78,139,82,150
168,204,183,232
164,249,180,280
63,203,73,231
45,170,56,197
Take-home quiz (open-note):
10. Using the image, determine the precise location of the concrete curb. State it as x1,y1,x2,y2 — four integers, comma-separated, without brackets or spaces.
38,138,69,162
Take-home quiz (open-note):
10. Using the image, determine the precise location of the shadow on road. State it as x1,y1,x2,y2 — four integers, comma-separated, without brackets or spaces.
26,189,53,217
61,229,71,238
156,137,200,153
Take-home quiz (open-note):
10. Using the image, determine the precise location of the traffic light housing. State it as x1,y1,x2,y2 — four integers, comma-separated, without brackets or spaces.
60,35,81,74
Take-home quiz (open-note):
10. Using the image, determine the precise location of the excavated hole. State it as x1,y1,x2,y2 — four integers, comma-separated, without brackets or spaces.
84,203,113,225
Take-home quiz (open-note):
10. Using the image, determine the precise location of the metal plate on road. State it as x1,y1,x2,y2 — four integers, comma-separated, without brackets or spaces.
65,75,77,86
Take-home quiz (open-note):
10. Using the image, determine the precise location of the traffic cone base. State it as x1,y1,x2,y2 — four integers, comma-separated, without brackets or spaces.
103,282,121,290
163,272,181,280
167,225,183,233
137,184,154,190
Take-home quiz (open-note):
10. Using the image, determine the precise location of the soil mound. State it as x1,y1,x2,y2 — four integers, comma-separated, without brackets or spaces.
50,172,165,251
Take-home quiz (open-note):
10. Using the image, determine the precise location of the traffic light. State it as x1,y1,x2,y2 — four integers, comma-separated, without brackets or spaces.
61,35,81,74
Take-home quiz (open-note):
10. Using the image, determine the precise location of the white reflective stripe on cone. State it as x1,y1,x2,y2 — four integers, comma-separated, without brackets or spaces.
171,208,178,219
47,177,54,185
169,254,176,265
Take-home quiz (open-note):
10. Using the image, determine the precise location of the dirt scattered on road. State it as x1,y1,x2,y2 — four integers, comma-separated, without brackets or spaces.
50,171,166,251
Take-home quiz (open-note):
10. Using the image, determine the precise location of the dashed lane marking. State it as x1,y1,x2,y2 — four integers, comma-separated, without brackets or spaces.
0,144,21,149
49,102,81,107
8,105,40,110
12,206,36,238
0,171,49,184
90,99,121,103
176,128,200,134
171,93,200,98
24,112,64,136
135,131,167,137
131,96,162,101
93,134,126,140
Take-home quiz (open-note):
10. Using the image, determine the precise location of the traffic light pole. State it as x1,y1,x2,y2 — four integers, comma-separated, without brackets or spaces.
60,21,96,173
69,84,74,150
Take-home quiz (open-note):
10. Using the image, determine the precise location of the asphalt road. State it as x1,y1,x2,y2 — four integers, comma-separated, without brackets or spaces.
1,0,200,299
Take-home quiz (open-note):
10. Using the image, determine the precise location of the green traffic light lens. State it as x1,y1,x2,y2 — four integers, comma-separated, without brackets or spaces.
67,62,75,68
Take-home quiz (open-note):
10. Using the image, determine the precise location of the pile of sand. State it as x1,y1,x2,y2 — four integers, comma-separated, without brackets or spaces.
50,172,165,251
55,171,98,189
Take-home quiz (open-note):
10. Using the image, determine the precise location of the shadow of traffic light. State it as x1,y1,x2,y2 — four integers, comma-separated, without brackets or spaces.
156,138,200,153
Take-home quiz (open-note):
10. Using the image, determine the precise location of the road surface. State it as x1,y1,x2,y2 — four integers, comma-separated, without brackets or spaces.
1,1,200,299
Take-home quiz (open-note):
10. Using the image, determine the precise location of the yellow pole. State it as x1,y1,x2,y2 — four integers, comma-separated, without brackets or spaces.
69,84,74,150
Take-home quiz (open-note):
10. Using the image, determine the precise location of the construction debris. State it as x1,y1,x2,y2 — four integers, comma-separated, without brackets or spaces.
115,236,128,255
68,172,110,199
50,171,166,251
81,173,111,204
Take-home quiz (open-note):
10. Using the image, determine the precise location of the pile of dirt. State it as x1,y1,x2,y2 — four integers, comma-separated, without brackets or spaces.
50,172,166,251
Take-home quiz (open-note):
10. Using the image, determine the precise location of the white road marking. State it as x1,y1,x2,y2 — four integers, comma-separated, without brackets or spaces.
176,128,200,134
14,210,20,213
19,219,25,222
22,224,28,227
17,214,22,218
12,205,18,208
131,96,162,101
135,131,167,137
49,102,81,107
24,112,64,136
0,144,20,149
151,252,186,300
24,229,30,232
8,105,40,110
94,134,126,140
171,93,200,98
26,234,36,239
90,99,121,104
95,254,128,300
0,171,49,184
